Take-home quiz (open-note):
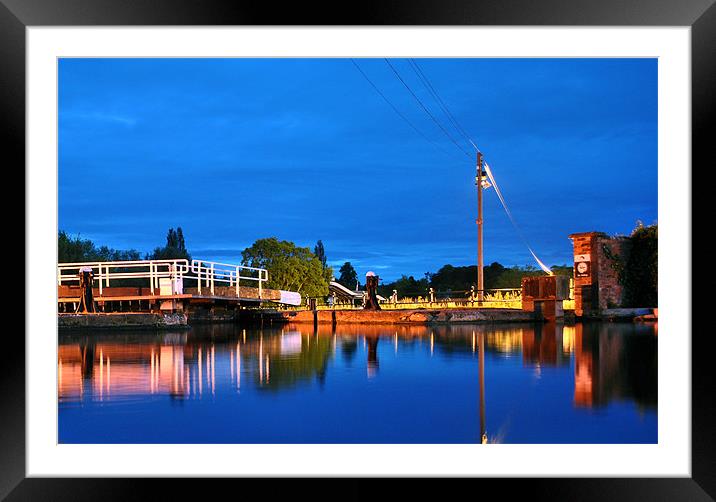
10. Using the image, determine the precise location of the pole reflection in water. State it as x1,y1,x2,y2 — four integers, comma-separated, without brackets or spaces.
266,353,270,383
236,342,241,392
366,336,379,378
58,321,657,444
479,330,487,444
211,345,215,395
197,346,202,396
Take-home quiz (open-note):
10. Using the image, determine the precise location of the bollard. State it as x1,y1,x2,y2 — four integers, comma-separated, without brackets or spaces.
76,266,96,313
363,271,381,311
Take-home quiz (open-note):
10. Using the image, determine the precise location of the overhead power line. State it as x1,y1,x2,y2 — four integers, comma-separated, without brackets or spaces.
352,57,553,275
350,59,463,162
408,58,476,153
383,58,472,159
411,60,552,275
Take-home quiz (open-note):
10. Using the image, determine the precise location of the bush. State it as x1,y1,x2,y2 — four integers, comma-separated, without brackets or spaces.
623,222,658,307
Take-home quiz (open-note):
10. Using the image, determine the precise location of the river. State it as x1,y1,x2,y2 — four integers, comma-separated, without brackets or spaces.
58,321,657,443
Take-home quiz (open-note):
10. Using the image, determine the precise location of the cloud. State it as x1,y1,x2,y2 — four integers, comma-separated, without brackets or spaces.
61,111,137,127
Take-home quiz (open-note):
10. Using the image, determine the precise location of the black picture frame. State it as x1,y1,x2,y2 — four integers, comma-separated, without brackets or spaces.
4,0,710,498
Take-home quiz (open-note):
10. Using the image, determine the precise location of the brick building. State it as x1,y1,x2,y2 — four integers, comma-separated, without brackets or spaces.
569,231,632,317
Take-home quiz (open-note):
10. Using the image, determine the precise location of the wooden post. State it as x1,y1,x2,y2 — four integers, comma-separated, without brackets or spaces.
236,266,240,297
477,152,485,302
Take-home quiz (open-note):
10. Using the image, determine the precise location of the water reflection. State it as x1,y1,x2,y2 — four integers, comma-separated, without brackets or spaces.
366,336,379,378
573,323,657,409
58,321,657,443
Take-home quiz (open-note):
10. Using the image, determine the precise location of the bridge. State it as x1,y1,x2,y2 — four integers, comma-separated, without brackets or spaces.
57,258,302,314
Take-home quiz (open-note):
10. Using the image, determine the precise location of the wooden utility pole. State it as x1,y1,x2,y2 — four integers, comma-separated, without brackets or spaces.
476,152,484,302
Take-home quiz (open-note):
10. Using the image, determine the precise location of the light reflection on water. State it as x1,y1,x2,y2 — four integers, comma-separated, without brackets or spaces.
58,322,657,444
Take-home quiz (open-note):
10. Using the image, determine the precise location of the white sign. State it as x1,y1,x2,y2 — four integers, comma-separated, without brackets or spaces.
575,254,591,263
279,290,302,306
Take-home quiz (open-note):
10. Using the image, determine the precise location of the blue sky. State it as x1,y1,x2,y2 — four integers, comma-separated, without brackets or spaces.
58,58,657,281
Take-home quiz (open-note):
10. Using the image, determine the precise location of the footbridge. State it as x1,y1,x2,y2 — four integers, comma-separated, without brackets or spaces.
57,258,301,314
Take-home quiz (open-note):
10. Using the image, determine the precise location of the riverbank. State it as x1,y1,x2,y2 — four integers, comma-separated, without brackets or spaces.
582,308,658,322
56,308,539,330
58,312,188,330
57,306,657,330
279,308,537,324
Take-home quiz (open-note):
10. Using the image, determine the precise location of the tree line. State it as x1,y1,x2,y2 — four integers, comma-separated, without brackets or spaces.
367,263,574,299
58,227,190,263
57,229,568,297
58,222,656,303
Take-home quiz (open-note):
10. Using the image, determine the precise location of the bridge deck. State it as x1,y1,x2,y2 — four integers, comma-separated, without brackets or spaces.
58,286,281,305
57,259,302,309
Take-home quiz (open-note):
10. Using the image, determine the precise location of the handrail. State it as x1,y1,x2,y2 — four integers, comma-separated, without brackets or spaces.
190,259,268,297
57,258,268,298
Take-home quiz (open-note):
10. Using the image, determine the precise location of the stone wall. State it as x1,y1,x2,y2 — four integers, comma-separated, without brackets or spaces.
58,312,188,329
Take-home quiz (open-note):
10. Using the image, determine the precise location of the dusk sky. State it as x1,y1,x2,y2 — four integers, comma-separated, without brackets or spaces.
59,58,657,281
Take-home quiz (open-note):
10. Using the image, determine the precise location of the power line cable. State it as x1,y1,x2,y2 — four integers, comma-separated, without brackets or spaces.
355,58,552,274
350,59,464,162
383,58,472,159
410,60,552,274
408,58,476,152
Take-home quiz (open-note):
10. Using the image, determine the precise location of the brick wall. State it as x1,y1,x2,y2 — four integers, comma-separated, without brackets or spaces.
569,231,631,316
595,236,631,310
569,232,602,316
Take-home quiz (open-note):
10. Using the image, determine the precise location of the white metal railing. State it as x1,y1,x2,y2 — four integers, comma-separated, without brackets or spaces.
57,258,268,298
190,259,268,298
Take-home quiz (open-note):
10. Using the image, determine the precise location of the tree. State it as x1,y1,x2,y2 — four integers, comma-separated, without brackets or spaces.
425,261,565,291
58,231,141,263
149,227,191,261
241,237,328,296
312,239,334,285
337,262,358,290
314,240,327,270
623,222,658,307
58,232,96,263
378,275,429,297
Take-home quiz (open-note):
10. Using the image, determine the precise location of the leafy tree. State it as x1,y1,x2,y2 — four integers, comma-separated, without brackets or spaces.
241,237,328,296
623,222,658,307
58,232,96,262
378,274,429,297
58,231,141,263
149,227,191,260
550,265,574,277
387,261,574,294
428,262,511,291
313,239,334,285
314,240,327,270
337,262,358,290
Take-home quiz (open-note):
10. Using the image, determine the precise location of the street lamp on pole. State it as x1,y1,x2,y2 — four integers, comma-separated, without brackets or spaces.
476,152,492,303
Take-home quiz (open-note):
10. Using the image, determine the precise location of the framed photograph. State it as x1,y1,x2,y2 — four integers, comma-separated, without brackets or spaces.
6,0,711,497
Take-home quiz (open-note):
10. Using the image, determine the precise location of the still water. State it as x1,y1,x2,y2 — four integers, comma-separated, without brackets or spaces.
58,322,657,444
